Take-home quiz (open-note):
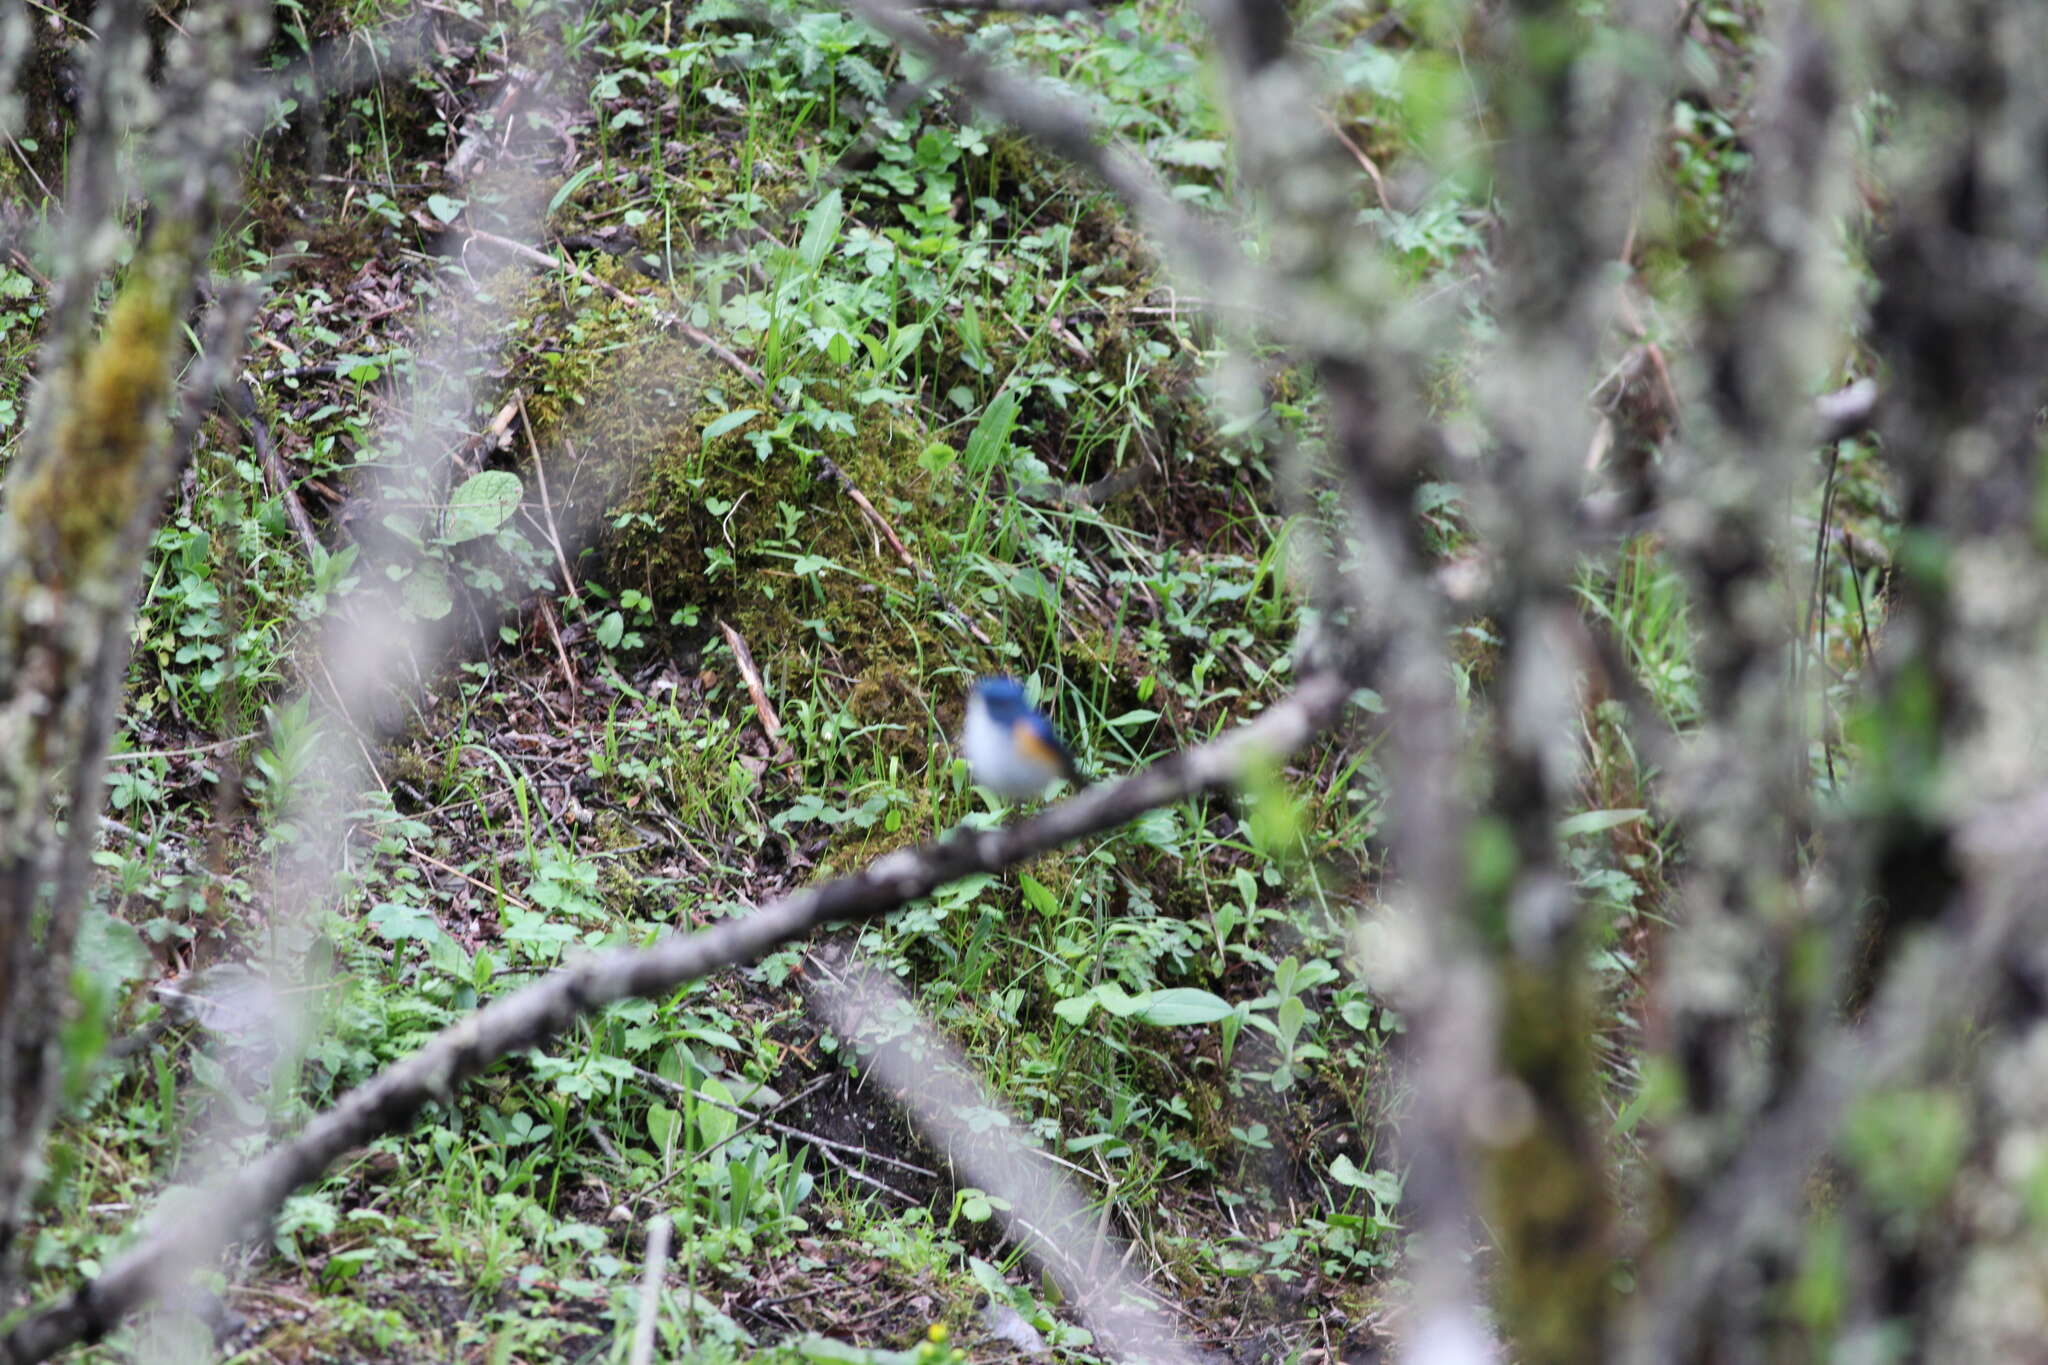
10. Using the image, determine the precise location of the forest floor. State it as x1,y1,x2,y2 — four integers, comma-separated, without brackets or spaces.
2,1,1886,1362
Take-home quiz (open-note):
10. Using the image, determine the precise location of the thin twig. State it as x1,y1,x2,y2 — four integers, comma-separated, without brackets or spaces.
462,227,766,389
233,381,322,561
538,596,580,702
631,1065,936,1180
1316,109,1391,209
717,619,794,765
518,395,582,605
105,733,260,764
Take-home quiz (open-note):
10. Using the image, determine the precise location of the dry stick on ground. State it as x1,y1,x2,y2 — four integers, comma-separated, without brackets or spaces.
717,618,797,768
230,380,322,561
627,1066,927,1206
536,597,581,704
514,394,583,702
0,670,1354,1365
518,395,581,602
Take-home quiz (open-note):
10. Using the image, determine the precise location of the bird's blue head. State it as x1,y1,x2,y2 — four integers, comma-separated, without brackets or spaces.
969,676,1030,721
963,674,1085,797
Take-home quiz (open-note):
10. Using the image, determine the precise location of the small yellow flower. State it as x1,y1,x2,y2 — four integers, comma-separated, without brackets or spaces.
927,1324,949,1344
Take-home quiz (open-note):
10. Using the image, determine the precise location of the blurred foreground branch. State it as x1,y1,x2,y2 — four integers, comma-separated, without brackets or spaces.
811,956,1199,1365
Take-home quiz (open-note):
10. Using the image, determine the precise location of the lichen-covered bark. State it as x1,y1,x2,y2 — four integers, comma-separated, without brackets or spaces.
0,0,270,1293
0,228,193,1279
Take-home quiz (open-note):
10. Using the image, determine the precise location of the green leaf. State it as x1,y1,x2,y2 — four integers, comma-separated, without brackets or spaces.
1085,981,1136,1015
426,193,466,223
1244,755,1303,859
1557,808,1648,838
443,470,523,543
694,1074,738,1146
797,189,845,269
402,561,453,620
1071,983,1235,1028
1018,873,1059,918
704,407,760,441
596,611,625,648
1157,138,1228,169
1104,709,1160,728
1005,567,1056,606
546,164,600,218
1330,1154,1404,1209
75,908,150,987
1123,988,1235,1027
793,1335,917,1365
963,389,1020,474
368,900,445,944
1052,992,1097,1025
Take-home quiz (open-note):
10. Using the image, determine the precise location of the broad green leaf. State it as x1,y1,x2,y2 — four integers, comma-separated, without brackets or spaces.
695,1074,738,1146
1018,873,1060,918
798,189,844,269
1086,981,1137,1016
1123,988,1235,1027
368,900,444,944
1052,991,1099,1025
648,1103,679,1150
443,470,523,543
963,389,1020,474
704,407,760,441
75,908,149,987
402,561,453,620
1157,138,1228,169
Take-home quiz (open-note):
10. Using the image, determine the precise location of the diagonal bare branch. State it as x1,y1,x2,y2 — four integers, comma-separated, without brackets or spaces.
0,671,1355,1365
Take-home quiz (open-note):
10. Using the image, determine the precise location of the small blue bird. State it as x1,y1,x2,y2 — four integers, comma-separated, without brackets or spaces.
962,676,1086,800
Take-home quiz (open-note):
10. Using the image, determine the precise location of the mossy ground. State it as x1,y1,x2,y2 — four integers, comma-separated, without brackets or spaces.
0,1,1834,1361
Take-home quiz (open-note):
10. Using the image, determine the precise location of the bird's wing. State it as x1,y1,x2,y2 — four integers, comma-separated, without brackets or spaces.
1013,714,1086,784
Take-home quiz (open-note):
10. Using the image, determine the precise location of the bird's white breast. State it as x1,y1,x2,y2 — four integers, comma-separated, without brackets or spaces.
963,697,1055,798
